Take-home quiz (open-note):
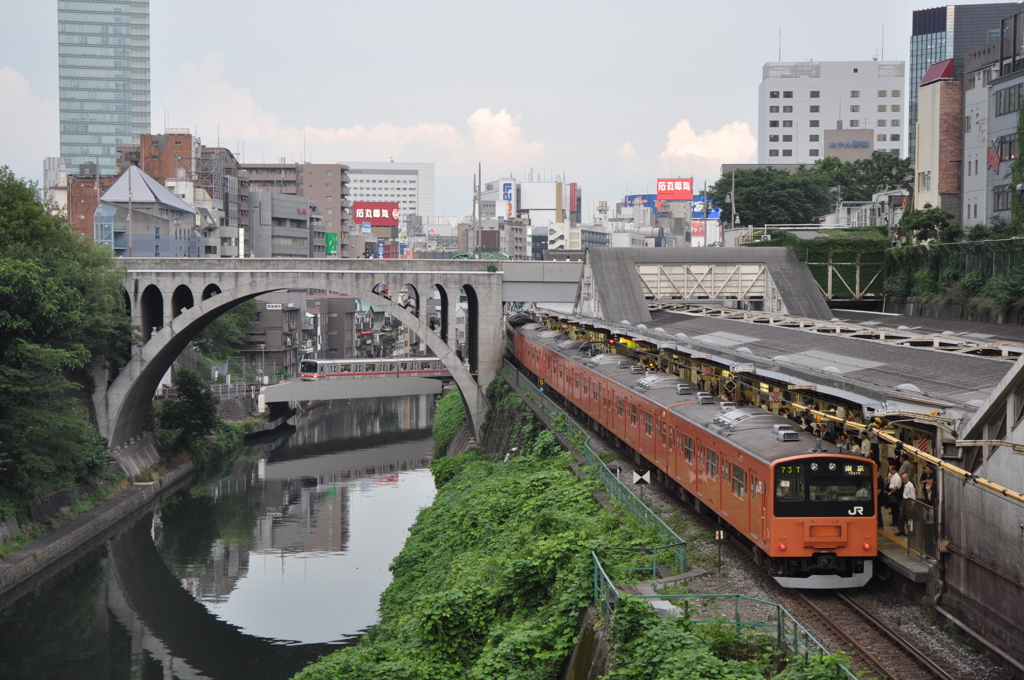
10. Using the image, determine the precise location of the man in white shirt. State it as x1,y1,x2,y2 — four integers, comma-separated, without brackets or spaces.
897,473,916,536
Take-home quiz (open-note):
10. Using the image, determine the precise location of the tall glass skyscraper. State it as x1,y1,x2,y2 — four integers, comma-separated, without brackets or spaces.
909,3,1020,163
58,0,150,176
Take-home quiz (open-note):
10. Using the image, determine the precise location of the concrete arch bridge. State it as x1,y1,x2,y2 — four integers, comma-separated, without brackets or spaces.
97,259,550,462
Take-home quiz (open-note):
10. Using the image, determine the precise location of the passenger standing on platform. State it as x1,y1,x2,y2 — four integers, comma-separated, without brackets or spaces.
837,434,851,452
860,436,872,458
899,452,912,478
896,473,916,536
887,465,902,528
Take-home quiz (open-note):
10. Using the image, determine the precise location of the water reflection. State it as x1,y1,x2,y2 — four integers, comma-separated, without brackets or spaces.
0,395,437,680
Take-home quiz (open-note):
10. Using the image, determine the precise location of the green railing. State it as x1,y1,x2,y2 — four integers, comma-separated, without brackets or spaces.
591,553,855,678
501,360,687,573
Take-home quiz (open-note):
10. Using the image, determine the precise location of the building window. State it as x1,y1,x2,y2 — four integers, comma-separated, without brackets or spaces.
782,149,793,156
809,149,820,156
878,89,888,97
810,90,820,98
919,171,932,193
783,91,793,98
325,183,333,188
878,134,887,141
782,135,792,142
891,119,900,127
810,105,819,112
877,119,887,127
891,89,900,97
783,105,793,113
769,135,779,142
769,91,779,98
878,104,887,112
769,149,779,157
998,133,1018,162
890,133,900,141
782,120,793,127
850,90,860,98
809,134,819,142
849,120,860,127
809,120,819,127
769,120,779,127
769,105,779,113
995,84,1023,116
994,184,1013,211
891,104,901,112
850,104,860,112
326,170,333,176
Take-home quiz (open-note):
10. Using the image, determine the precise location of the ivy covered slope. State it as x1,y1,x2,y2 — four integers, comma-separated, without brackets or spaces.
296,426,658,677
431,387,467,456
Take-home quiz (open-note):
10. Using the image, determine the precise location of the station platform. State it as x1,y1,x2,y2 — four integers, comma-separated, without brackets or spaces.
876,526,934,584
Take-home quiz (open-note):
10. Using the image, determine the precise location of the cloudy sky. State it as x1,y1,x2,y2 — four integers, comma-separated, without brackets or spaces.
0,1,993,219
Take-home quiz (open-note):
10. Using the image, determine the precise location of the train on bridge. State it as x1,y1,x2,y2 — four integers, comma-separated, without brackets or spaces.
507,319,877,589
299,357,447,381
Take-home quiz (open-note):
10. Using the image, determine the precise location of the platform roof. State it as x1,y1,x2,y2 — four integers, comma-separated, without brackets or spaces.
580,247,832,324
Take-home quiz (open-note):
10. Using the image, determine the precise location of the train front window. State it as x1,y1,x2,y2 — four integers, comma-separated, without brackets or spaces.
809,478,873,501
775,477,804,500
300,361,317,373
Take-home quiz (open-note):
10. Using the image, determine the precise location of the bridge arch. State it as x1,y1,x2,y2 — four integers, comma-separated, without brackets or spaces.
140,284,163,342
171,285,194,318
201,283,221,300
98,274,492,450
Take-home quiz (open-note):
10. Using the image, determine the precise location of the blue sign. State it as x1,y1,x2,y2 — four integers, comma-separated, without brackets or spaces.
691,194,721,220
378,240,384,258
362,221,372,234
624,194,658,208
502,182,513,201
829,140,869,148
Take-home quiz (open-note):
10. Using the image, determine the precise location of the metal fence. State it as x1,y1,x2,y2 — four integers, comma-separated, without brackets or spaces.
591,553,855,677
501,360,687,573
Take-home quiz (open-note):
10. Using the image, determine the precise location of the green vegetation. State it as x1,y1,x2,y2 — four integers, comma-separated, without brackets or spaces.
708,153,911,229
295,444,659,679
432,387,467,456
155,368,221,458
192,298,259,381
883,239,1024,306
606,595,849,680
746,226,888,299
0,167,134,517
898,204,959,244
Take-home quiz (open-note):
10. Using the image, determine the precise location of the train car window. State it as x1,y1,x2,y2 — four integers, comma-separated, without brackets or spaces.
593,383,599,399
618,397,624,418
660,421,666,445
668,426,674,449
733,467,746,497
706,449,718,478
630,404,638,426
401,362,409,371
341,364,352,373
644,412,653,436
775,477,804,500
583,377,589,394
576,376,580,391
684,436,694,463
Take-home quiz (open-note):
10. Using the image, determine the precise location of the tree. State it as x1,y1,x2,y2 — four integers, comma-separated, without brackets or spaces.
157,368,219,454
707,166,832,228
192,299,258,362
0,167,135,509
1012,97,1024,233
898,203,956,243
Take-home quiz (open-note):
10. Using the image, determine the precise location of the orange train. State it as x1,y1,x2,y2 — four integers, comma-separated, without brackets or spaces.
510,321,877,589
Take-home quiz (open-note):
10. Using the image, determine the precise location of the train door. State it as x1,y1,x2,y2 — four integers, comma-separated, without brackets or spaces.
749,471,767,546
704,445,721,509
694,441,705,499
666,424,676,482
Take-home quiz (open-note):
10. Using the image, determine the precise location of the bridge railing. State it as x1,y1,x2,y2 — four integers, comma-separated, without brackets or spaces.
501,359,686,572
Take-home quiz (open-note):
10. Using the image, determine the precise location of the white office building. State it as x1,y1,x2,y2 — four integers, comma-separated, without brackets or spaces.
757,61,906,164
344,161,435,222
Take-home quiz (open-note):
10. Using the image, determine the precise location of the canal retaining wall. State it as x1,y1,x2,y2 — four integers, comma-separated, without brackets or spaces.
0,460,194,610
560,607,610,680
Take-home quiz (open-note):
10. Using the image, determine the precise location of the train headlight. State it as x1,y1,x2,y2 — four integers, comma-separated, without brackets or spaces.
828,462,837,471
863,543,872,551
810,463,818,471
779,543,787,551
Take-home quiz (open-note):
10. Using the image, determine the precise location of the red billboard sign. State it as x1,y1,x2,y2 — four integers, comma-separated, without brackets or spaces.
353,202,400,227
656,178,693,201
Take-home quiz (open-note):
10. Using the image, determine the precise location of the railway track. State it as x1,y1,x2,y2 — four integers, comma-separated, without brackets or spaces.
789,590,955,680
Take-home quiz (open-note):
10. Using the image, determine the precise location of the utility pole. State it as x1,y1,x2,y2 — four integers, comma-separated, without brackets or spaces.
127,163,133,257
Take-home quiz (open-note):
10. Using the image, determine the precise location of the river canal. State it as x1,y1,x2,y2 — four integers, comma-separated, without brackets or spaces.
0,395,437,680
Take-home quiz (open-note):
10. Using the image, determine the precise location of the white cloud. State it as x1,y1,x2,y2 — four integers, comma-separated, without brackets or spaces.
0,65,58,182
620,141,636,160
161,53,541,173
466,108,544,166
659,120,757,177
